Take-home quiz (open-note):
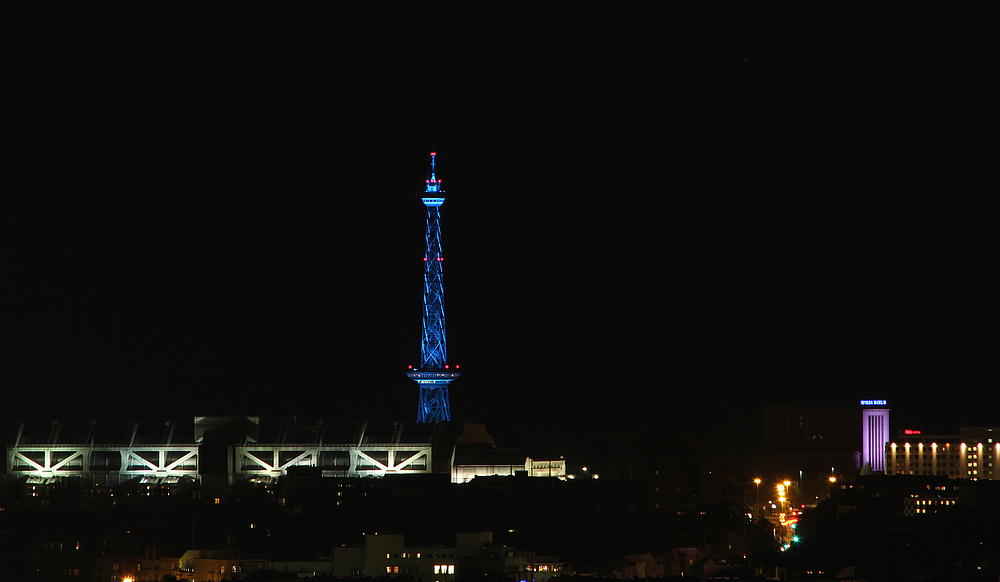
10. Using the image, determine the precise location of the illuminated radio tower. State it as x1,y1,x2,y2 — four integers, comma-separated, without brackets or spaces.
407,152,459,423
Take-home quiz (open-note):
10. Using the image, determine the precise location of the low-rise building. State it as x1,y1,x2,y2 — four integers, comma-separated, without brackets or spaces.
332,532,537,582
885,426,999,480
93,549,181,582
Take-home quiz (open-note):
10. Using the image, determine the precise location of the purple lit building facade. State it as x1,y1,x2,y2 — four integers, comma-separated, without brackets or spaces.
861,400,890,472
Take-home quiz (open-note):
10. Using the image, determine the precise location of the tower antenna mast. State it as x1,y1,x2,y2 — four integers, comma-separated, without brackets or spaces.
407,152,459,422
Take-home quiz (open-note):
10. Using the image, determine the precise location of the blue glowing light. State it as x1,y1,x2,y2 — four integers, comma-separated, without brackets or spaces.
410,152,458,423
860,399,887,406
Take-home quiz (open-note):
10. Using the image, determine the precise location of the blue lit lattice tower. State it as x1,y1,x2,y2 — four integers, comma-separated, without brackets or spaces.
407,152,459,422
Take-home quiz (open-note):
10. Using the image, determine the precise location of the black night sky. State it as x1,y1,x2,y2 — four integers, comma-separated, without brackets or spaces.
8,6,996,457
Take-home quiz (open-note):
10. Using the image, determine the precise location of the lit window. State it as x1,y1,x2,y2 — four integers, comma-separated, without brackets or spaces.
448,565,455,574
434,565,441,574
387,567,392,573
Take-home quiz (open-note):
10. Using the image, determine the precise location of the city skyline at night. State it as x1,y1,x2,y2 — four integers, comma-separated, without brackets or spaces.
5,7,998,579
7,6,995,455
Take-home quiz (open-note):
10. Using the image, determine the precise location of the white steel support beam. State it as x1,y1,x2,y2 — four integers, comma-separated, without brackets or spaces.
234,444,432,478
7,445,199,479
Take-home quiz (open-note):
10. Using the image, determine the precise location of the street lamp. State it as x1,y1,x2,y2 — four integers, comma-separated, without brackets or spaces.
753,478,761,518
777,482,789,519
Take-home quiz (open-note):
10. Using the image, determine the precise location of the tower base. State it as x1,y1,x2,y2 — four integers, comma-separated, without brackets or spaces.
407,371,460,423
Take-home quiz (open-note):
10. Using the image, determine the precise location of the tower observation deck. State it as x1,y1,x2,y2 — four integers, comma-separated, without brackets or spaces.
408,152,459,423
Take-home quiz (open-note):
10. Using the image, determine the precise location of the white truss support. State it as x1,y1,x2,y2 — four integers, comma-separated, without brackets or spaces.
12,451,45,472
165,450,197,472
50,451,84,472
277,451,313,473
7,445,200,479
233,444,432,479
241,449,275,473
393,450,427,471
125,451,159,472
355,451,388,472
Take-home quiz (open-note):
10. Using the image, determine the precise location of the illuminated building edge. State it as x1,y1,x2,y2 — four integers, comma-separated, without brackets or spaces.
236,444,432,478
8,442,569,483
8,445,199,481
452,458,567,484
6,419,567,484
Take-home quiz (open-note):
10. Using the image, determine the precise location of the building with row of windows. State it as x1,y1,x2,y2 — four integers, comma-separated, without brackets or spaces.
332,532,546,582
4,418,565,492
885,427,999,480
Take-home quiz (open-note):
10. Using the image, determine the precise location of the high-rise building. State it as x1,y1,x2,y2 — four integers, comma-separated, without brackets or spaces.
861,400,890,472
407,153,459,423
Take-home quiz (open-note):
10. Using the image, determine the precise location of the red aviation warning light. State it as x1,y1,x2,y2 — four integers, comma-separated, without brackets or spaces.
422,152,444,201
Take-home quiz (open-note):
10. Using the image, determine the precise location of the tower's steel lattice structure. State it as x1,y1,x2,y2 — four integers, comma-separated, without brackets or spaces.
408,153,459,423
